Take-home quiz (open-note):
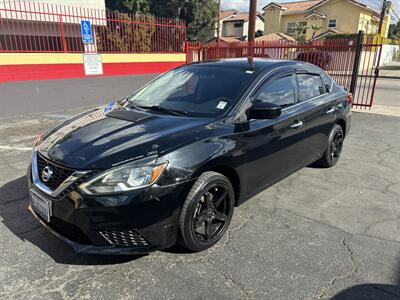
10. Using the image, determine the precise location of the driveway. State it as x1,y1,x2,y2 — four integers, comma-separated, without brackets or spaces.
0,111,399,299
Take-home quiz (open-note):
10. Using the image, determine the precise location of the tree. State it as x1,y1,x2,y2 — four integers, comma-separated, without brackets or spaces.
310,23,321,41
388,21,400,39
106,0,218,42
294,23,308,43
255,30,264,38
105,0,150,14
149,0,218,42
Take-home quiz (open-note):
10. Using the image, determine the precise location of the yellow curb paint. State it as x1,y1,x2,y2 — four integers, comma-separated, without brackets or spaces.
0,53,186,65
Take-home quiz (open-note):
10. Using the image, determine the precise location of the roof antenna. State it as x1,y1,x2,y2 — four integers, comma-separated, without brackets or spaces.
247,56,256,72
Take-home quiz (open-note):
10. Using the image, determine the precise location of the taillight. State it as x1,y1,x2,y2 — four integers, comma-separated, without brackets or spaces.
347,93,353,106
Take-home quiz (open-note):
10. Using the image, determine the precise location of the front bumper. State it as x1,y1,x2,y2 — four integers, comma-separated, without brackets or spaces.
28,205,163,255
28,163,192,255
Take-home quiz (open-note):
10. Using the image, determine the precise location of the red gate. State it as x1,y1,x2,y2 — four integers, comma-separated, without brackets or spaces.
186,34,382,109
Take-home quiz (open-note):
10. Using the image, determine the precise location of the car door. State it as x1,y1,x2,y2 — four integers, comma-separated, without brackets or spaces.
236,69,310,196
294,68,336,163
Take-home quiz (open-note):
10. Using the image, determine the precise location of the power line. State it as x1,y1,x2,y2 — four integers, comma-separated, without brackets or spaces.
390,6,400,22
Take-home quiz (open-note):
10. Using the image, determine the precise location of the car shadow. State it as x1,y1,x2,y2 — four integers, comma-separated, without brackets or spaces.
331,283,400,300
331,258,400,299
0,176,144,265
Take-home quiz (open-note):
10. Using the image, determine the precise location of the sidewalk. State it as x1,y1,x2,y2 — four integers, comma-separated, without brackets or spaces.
354,62,400,117
378,61,400,79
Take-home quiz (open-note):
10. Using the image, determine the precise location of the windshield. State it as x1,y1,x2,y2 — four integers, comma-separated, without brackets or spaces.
128,65,256,117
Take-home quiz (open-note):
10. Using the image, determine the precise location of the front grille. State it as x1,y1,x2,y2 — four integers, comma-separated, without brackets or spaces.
57,173,93,199
100,230,149,247
37,154,74,191
49,217,92,245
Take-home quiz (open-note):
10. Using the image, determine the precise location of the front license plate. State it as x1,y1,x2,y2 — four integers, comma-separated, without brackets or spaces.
31,190,52,223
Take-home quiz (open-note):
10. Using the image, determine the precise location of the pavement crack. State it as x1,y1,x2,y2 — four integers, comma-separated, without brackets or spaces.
224,214,254,247
316,238,360,299
215,268,255,299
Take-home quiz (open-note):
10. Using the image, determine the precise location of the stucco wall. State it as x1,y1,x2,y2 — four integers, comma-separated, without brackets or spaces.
264,8,282,34
223,21,244,37
222,17,263,38
263,0,390,39
317,0,357,32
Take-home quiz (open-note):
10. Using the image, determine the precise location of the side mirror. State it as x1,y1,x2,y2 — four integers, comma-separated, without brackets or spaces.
247,101,281,120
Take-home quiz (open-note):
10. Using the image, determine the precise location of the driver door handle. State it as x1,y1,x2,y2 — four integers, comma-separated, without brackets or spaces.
326,107,335,114
290,120,304,129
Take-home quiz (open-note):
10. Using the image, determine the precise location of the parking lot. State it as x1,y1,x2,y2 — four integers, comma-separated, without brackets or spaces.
0,104,399,299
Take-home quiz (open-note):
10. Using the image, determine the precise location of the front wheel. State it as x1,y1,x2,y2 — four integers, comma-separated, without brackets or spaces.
316,124,344,168
178,171,235,252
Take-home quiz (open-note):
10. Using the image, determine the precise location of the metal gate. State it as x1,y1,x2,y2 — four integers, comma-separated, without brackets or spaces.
186,32,382,108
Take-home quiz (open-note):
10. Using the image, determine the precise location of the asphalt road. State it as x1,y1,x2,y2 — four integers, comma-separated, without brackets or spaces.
0,74,158,118
0,109,399,299
1,75,399,119
374,78,400,107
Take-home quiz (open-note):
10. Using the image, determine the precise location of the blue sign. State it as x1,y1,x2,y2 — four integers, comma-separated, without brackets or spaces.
80,20,93,44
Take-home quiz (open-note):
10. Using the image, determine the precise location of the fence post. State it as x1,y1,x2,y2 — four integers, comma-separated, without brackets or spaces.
349,30,363,94
58,15,67,52
185,41,189,64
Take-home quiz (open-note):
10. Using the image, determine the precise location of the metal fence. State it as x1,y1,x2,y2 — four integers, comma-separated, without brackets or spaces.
0,0,186,53
187,35,383,108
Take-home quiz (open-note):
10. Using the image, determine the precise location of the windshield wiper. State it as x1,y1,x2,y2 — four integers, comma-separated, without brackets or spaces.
134,105,188,116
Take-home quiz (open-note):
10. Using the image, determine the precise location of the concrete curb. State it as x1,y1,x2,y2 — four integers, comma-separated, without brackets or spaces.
353,104,400,118
378,76,400,79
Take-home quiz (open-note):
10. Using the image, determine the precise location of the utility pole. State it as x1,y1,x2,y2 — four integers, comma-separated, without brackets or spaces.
248,0,257,44
216,0,221,43
378,0,387,35
248,0,257,57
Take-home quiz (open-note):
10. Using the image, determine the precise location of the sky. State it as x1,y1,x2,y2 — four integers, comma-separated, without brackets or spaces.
221,0,400,23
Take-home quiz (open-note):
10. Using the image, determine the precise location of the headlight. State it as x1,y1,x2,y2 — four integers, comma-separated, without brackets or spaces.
79,161,168,195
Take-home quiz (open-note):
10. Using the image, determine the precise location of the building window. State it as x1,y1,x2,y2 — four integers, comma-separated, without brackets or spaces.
287,22,296,33
328,19,336,28
234,22,243,28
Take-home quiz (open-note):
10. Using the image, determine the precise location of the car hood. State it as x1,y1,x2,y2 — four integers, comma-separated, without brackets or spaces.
37,105,214,170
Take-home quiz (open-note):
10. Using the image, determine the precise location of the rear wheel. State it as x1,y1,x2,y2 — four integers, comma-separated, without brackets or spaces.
316,124,344,168
178,171,235,252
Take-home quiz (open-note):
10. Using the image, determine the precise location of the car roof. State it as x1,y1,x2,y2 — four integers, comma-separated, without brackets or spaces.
190,58,305,71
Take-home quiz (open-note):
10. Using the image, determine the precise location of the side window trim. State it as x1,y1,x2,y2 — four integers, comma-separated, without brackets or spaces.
295,70,327,103
233,66,298,123
251,72,297,108
296,67,332,93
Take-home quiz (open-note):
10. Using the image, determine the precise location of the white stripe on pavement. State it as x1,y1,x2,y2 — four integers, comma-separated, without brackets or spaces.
43,114,73,119
0,146,32,151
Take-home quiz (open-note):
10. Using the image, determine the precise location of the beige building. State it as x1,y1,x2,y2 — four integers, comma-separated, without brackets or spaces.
262,0,391,39
212,10,264,41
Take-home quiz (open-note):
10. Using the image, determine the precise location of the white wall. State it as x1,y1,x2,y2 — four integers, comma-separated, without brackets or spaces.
379,44,400,66
0,0,106,25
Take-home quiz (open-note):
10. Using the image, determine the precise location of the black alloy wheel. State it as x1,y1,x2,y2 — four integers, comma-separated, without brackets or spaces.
316,124,344,168
178,171,235,252
330,130,344,163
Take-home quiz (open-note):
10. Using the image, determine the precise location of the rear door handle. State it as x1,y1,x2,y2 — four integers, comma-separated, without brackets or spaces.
326,107,335,114
290,120,304,129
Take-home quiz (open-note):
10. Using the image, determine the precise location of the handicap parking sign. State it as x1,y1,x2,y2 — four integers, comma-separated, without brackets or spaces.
81,20,93,44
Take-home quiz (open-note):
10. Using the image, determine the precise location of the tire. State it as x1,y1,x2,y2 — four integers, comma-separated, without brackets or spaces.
316,124,344,168
178,171,235,252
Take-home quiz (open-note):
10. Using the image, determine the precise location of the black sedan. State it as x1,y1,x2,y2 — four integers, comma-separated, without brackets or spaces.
28,58,352,254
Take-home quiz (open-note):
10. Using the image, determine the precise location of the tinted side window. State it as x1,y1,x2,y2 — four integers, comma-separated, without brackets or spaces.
320,72,333,91
297,74,326,101
255,75,295,108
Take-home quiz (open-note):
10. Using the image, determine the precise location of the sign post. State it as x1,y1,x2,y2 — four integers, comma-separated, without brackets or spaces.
81,19,102,76
80,20,93,44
